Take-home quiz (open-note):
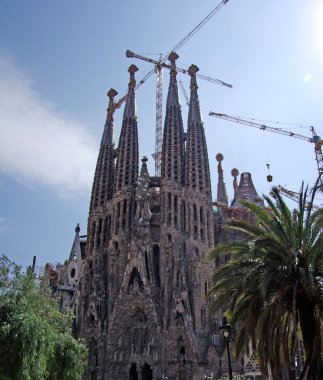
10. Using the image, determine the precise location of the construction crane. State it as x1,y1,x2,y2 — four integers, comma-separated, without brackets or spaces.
110,0,230,176
128,51,232,175
127,50,232,175
126,50,232,88
278,185,301,204
179,80,190,107
277,185,320,210
208,112,323,190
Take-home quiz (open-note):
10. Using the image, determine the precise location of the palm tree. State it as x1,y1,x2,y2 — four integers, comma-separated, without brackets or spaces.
208,183,323,380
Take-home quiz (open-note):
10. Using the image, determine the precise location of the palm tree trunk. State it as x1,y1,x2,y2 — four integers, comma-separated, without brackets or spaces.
298,296,322,380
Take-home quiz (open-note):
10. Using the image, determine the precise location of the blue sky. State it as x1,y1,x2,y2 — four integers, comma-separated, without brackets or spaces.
1,0,323,269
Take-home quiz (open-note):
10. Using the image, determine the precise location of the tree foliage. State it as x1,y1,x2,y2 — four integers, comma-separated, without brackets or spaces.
208,183,323,380
0,255,87,380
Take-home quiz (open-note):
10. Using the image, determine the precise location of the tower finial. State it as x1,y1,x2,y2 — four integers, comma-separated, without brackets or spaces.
168,52,179,73
216,153,228,205
123,65,138,118
107,88,118,100
75,223,80,234
216,153,224,178
128,64,138,90
188,64,199,90
231,168,239,197
107,88,118,116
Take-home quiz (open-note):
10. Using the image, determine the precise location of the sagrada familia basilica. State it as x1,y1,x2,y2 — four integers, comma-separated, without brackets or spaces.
56,52,264,379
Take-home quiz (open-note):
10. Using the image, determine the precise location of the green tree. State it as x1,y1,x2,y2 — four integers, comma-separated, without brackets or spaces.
208,184,323,380
0,255,87,380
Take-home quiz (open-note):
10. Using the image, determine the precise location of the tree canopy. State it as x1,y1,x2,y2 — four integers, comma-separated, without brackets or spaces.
208,183,323,380
0,255,87,380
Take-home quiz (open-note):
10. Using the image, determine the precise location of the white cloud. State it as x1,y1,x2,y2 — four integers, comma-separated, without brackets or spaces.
304,73,312,82
0,52,97,196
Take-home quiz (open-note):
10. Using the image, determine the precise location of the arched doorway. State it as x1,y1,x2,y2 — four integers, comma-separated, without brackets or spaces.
142,363,153,380
129,363,138,380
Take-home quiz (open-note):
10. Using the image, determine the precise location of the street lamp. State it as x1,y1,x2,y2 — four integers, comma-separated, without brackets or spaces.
220,316,233,380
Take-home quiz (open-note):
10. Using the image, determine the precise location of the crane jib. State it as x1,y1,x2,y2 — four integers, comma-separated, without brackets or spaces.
209,110,323,188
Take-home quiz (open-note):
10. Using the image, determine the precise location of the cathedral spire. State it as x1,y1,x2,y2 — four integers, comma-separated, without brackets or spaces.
216,153,228,206
135,156,151,221
231,168,239,199
101,88,117,147
115,65,139,192
185,64,211,196
123,64,138,118
166,52,181,106
187,64,202,124
89,89,117,209
161,52,185,184
68,223,82,265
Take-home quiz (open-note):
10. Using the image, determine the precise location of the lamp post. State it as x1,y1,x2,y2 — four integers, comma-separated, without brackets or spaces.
220,316,233,380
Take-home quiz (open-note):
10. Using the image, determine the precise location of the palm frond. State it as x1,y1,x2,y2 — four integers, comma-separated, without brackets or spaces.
208,181,323,379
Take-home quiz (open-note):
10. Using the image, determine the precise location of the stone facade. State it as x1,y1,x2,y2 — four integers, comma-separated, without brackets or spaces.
66,54,264,380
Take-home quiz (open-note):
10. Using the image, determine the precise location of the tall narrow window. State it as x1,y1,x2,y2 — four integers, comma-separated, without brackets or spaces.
194,226,198,240
115,202,120,234
200,206,204,225
193,204,197,221
207,210,211,244
153,245,160,288
96,219,102,246
168,193,172,208
181,201,186,232
122,199,127,228
129,198,133,225
104,215,111,242
144,251,150,281
91,221,96,250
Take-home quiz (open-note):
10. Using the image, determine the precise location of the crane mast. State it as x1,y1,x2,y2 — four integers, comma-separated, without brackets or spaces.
122,0,230,175
155,59,163,176
179,80,190,107
209,111,323,189
311,126,323,181
127,52,232,176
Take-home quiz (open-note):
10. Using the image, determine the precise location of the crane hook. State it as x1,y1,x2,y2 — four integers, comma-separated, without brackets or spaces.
266,163,273,182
